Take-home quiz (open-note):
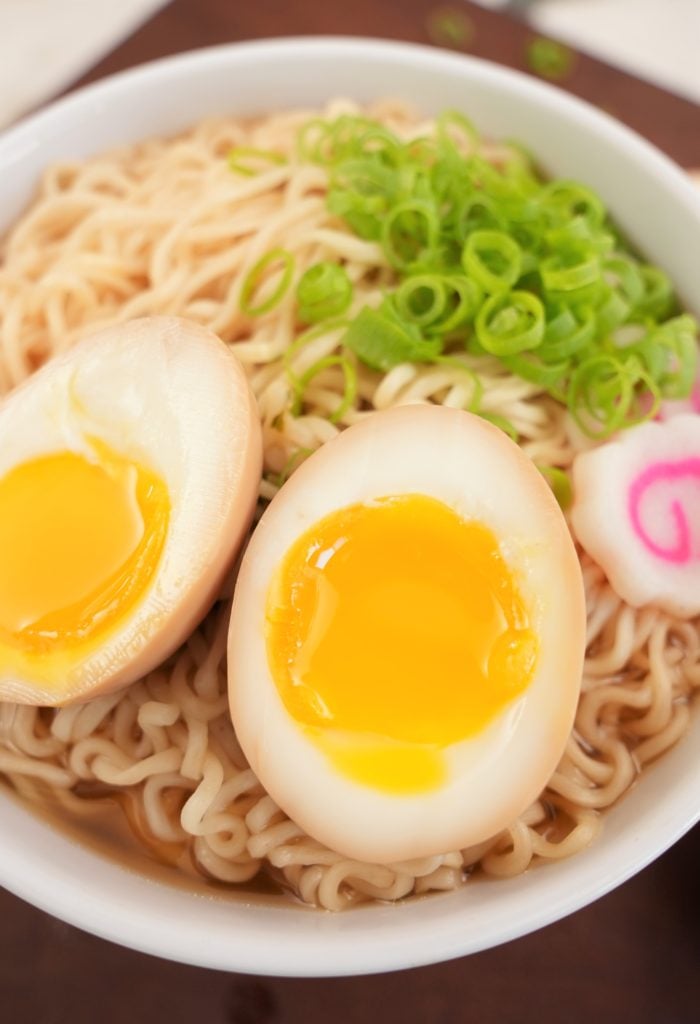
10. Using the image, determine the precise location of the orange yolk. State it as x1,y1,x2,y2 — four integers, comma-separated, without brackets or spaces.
0,439,169,690
266,494,538,794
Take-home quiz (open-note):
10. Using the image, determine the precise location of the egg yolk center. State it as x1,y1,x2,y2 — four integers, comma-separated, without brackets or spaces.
0,438,169,687
266,494,538,794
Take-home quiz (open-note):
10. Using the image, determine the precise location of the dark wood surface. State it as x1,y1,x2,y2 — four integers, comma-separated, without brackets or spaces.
3,1,700,1020
77,0,700,168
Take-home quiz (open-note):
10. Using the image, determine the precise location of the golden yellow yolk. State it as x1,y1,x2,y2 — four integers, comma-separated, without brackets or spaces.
266,494,538,794
0,438,170,690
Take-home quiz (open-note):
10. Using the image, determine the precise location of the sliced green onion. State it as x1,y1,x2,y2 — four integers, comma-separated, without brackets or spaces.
294,110,694,438
462,230,522,294
545,218,613,255
540,251,601,294
291,354,358,423
595,287,631,336
343,305,442,372
436,110,478,151
328,158,397,239
283,318,350,381
330,117,384,162
426,9,475,50
299,116,384,166
394,275,448,327
391,274,483,338
475,290,545,355
568,354,661,438
540,181,605,227
540,306,595,362
479,412,518,442
629,314,698,399
501,352,568,391
273,447,313,488
438,277,485,333
296,262,353,324
227,147,286,176
357,126,404,162
240,249,295,317
527,38,575,81
603,255,645,307
382,200,440,271
426,276,484,335
637,265,674,319
297,119,332,163
331,158,397,199
537,465,573,509
454,194,506,240
431,354,484,410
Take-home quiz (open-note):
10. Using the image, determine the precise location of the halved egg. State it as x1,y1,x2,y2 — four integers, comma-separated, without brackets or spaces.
228,405,585,864
0,316,262,706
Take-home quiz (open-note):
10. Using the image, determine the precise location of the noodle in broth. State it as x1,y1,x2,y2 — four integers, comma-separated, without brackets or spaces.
0,100,698,909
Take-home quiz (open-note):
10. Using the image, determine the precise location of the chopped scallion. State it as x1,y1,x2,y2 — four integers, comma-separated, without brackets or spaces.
343,305,443,372
240,249,295,317
296,262,353,324
227,147,286,176
289,111,698,438
537,465,573,509
527,38,575,82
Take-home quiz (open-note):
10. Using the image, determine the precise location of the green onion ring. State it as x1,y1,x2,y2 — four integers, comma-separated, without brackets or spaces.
240,249,295,317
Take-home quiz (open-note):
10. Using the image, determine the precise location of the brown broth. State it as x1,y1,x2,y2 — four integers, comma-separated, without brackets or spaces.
2,710,695,909
0,777,298,907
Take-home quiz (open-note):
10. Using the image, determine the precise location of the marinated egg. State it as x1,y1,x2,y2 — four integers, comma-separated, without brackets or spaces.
228,405,585,864
0,316,262,706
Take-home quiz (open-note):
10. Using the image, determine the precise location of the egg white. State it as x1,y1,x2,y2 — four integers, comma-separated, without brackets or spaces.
228,405,585,865
0,316,262,706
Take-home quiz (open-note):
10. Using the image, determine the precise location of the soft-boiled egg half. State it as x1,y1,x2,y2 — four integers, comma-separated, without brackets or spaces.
228,405,585,864
0,316,261,706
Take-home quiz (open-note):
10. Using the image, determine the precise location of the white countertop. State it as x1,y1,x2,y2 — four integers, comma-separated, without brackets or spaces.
531,0,700,105
0,0,168,129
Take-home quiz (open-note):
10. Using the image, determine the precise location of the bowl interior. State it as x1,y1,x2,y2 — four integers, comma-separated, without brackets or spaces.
0,37,699,976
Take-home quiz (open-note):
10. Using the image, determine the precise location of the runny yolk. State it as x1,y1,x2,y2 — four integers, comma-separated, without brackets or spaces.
0,438,170,689
265,494,538,794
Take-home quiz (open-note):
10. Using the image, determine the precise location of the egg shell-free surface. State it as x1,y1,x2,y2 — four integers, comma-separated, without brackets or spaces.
228,405,586,864
0,316,262,705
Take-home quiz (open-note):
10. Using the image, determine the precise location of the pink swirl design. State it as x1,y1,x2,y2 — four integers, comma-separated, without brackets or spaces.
627,458,700,564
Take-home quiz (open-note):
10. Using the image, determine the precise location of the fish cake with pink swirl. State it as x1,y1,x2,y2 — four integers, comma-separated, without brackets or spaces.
572,414,700,617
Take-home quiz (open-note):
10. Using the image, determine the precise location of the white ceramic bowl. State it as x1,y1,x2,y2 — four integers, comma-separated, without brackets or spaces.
0,37,699,977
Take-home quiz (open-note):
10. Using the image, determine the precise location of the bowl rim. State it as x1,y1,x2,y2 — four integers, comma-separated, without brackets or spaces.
0,35,699,977
0,32,698,210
